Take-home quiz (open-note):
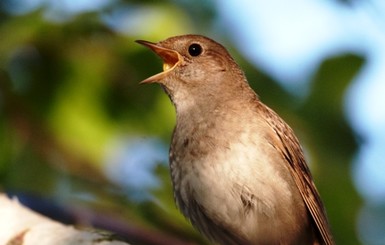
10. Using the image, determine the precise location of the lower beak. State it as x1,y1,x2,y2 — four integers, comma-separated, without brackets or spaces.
136,40,183,84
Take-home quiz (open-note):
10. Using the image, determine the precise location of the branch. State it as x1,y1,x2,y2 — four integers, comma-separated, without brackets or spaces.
0,194,130,245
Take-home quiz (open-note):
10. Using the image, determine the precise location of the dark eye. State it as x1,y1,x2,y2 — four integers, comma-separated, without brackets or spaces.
188,43,202,56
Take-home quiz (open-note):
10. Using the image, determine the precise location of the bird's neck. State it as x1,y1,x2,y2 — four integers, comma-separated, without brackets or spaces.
173,80,258,130
170,73,253,112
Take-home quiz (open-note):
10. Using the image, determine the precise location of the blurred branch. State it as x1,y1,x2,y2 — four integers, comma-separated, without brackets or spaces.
66,204,199,245
0,193,130,245
4,190,203,245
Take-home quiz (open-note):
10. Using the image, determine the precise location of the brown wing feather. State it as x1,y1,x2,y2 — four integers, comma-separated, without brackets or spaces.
259,102,335,245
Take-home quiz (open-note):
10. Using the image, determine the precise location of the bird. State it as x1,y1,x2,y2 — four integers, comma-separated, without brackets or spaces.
136,34,334,245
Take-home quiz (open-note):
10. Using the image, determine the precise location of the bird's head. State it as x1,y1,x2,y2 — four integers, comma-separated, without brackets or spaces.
136,35,244,94
136,35,252,114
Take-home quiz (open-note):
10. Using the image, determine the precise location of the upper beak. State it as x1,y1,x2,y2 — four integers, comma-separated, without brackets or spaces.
136,40,183,84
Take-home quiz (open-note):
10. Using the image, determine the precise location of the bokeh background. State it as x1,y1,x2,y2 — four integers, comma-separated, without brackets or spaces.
1,0,384,244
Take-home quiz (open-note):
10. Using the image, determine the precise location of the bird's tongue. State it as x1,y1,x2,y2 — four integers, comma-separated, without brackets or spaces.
163,63,172,71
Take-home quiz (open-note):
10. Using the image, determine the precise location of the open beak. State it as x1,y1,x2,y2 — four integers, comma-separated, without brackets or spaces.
136,40,183,84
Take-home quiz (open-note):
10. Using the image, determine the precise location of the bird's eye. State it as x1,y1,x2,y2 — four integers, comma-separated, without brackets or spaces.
188,43,202,57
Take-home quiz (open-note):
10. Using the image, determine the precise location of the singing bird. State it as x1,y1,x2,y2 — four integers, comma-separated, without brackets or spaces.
136,35,334,245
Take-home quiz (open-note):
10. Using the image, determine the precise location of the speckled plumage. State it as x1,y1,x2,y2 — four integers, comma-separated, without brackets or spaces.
137,35,334,245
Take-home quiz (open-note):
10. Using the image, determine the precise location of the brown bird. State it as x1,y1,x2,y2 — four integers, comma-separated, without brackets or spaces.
136,35,334,245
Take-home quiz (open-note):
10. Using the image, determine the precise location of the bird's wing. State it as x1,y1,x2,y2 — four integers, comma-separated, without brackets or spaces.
260,103,335,245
